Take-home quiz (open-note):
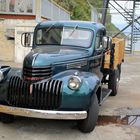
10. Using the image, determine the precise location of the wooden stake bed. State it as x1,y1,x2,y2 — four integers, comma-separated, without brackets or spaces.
104,38,125,70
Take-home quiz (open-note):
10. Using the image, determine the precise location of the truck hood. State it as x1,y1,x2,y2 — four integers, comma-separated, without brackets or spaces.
23,46,90,67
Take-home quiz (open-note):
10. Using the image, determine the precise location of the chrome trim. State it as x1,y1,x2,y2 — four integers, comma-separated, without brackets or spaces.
53,80,57,94
0,70,4,81
49,80,53,93
56,80,60,95
66,60,88,69
0,105,87,120
68,76,82,90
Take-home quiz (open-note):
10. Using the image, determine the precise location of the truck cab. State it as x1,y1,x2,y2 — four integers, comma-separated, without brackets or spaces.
0,21,124,133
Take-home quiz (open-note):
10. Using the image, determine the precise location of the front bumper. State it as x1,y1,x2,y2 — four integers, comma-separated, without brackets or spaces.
0,105,87,120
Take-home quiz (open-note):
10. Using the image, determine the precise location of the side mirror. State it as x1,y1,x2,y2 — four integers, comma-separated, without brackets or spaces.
21,32,33,47
102,36,112,50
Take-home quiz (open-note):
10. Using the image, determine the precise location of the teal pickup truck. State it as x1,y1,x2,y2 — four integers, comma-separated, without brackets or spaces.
0,21,124,133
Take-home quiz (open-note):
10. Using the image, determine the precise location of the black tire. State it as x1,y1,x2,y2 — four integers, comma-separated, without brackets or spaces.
108,69,120,96
0,113,15,123
118,64,121,80
78,94,99,133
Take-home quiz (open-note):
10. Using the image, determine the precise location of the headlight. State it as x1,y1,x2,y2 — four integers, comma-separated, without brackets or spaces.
68,76,82,90
0,70,4,81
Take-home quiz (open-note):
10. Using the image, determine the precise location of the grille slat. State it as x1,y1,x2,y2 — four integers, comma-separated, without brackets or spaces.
47,81,51,109
57,81,62,107
8,77,13,103
40,84,43,108
16,78,20,106
25,83,29,107
45,82,49,109
10,77,14,104
34,84,37,108
23,66,52,80
8,76,62,110
33,84,36,108
23,68,52,72
18,79,22,106
23,73,52,77
12,77,17,105
49,81,53,109
53,80,57,109
22,83,25,107
55,81,60,107
35,84,38,108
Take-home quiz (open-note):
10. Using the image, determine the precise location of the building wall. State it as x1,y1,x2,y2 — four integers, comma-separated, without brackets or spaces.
0,0,35,15
0,19,14,61
0,18,36,61
0,0,70,62
41,0,70,20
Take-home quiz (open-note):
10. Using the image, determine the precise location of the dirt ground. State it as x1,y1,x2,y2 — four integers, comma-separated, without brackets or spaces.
0,54,140,140
100,54,140,116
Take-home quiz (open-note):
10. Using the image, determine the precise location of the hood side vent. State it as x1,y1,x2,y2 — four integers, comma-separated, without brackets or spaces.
23,66,52,81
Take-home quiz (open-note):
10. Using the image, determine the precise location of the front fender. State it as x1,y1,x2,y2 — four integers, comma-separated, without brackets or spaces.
0,66,11,82
6,67,22,80
0,67,22,103
52,70,100,110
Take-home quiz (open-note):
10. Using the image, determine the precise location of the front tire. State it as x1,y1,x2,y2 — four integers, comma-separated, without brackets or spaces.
0,113,15,123
78,94,99,133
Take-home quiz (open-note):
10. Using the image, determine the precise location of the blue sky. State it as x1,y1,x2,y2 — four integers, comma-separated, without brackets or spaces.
109,1,140,51
109,1,140,35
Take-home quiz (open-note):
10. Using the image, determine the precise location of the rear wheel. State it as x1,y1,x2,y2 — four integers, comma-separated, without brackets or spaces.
0,113,15,123
78,94,99,133
108,69,120,96
118,64,121,80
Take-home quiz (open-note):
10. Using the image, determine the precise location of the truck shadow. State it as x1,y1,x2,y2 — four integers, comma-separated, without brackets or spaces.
1,117,80,134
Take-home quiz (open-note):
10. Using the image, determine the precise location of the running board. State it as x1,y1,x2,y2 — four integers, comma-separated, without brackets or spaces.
99,88,112,105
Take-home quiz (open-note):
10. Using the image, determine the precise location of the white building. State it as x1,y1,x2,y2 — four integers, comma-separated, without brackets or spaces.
0,0,70,62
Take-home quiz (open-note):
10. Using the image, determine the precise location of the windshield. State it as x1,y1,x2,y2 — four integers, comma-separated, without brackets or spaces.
35,26,93,48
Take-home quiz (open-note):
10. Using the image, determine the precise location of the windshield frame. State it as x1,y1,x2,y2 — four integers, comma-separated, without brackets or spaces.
34,26,94,48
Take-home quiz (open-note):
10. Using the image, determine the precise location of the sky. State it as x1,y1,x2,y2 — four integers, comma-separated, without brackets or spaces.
109,1,140,51
109,1,133,34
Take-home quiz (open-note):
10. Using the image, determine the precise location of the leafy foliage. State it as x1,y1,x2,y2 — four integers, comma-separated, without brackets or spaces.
54,0,125,37
54,0,91,20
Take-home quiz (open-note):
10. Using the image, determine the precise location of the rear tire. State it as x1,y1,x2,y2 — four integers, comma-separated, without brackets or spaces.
0,113,15,123
118,64,121,80
108,69,120,96
78,94,99,133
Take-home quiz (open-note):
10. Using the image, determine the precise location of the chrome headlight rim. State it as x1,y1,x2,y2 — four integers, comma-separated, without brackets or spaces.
68,76,82,90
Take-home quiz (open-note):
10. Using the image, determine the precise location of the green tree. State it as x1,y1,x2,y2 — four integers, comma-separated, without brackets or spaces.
53,0,125,37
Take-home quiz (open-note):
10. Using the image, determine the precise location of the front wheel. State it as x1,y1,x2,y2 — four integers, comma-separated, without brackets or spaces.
78,94,99,133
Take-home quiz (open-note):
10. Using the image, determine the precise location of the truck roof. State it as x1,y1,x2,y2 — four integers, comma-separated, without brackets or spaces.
37,20,106,32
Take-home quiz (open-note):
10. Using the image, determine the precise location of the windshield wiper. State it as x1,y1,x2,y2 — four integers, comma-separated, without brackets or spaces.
45,24,56,33
68,25,78,38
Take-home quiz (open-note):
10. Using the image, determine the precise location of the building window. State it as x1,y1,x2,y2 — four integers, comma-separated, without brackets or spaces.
0,0,34,14
0,0,7,12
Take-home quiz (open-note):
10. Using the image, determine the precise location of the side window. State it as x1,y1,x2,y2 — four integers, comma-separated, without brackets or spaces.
95,31,104,49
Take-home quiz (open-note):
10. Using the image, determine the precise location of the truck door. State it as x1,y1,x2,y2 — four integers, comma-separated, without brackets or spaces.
92,30,104,79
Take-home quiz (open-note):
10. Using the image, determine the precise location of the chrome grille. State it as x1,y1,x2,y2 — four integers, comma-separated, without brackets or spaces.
23,66,52,80
7,76,62,110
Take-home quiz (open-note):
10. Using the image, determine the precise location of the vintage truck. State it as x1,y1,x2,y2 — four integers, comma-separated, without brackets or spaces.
0,21,125,133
